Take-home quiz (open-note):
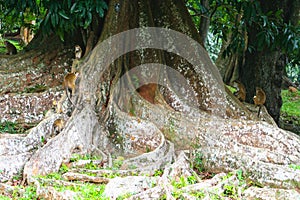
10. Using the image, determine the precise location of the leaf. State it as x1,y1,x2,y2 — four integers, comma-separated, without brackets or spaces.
44,11,50,25
67,0,71,8
70,2,77,13
261,16,267,27
58,10,69,19
256,31,265,51
51,13,57,27
84,12,92,29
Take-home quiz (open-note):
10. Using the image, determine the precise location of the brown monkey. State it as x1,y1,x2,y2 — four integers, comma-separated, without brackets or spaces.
52,118,64,136
233,80,246,102
253,87,266,117
56,71,80,114
75,45,82,59
4,41,17,55
63,71,79,108
288,86,298,93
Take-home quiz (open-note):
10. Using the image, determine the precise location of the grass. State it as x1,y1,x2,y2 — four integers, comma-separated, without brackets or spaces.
281,89,300,134
281,89,300,117
0,195,11,200
0,121,24,134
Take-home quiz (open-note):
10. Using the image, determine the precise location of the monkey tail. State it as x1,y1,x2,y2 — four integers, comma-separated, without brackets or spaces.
257,106,262,118
65,88,80,109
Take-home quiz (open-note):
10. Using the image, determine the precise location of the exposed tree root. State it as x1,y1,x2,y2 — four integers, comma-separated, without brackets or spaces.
62,172,109,184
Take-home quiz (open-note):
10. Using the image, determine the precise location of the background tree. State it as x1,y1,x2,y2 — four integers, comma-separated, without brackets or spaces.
241,0,299,124
188,0,299,124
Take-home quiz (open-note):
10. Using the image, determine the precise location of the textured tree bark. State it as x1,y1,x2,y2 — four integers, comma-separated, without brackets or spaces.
0,0,299,194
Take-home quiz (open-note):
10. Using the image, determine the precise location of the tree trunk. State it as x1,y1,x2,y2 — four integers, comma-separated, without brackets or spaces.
1,0,300,196
198,0,210,47
240,0,295,124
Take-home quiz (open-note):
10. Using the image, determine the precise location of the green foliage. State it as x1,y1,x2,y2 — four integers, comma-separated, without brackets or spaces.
0,1,42,36
223,184,238,198
153,169,163,177
286,64,300,83
116,193,133,200
236,169,244,182
289,164,300,171
1,0,108,40
226,84,237,93
0,39,22,51
45,172,62,180
70,154,102,162
12,186,38,200
186,175,197,185
84,162,101,170
42,0,107,40
0,121,24,134
171,176,188,189
40,136,45,144
170,175,198,199
186,0,300,66
186,0,203,29
112,156,124,169
171,190,184,200
61,183,108,200
59,163,70,174
0,195,11,200
192,150,205,173
221,170,247,199
190,191,206,198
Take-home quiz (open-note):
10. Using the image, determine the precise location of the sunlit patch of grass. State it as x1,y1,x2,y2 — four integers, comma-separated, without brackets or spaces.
281,90,300,117
10,186,38,200
58,183,108,200
289,164,300,170
0,195,11,200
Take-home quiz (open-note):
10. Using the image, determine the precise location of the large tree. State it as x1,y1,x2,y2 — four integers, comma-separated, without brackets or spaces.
208,0,300,124
1,0,300,198
241,0,299,124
